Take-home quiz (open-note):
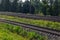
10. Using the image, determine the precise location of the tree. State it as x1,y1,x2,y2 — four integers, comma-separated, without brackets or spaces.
1,0,10,11
30,0,41,14
0,4,2,11
22,0,35,14
53,0,59,16
5,0,11,11
17,0,23,12
48,0,59,16
29,4,35,14
41,0,49,15
11,0,18,12
22,0,30,13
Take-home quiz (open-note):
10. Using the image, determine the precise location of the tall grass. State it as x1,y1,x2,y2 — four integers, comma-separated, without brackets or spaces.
0,22,47,40
0,25,28,40
0,15,60,30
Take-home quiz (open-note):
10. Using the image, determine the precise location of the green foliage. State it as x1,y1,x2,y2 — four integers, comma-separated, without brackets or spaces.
1,0,11,11
0,22,47,40
48,0,59,16
0,15,60,30
0,0,60,16
0,24,28,40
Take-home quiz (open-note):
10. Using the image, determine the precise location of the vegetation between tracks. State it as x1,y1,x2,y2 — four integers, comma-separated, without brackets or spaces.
0,15,60,30
0,22,47,40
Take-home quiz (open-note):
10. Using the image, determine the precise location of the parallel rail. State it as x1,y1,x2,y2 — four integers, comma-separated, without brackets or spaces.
0,12,60,22
0,19,60,36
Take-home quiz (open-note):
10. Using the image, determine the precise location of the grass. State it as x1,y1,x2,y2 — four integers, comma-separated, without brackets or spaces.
0,15,60,30
0,26,28,40
0,22,47,40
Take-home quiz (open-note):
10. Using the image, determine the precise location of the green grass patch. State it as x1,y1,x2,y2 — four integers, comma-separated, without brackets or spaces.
0,22,47,40
0,15,60,30
0,26,28,40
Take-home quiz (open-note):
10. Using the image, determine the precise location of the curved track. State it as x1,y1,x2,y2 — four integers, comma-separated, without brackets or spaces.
0,19,60,36
0,12,60,22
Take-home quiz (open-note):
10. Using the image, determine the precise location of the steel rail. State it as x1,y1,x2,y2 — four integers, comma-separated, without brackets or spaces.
0,19,60,36
0,12,60,22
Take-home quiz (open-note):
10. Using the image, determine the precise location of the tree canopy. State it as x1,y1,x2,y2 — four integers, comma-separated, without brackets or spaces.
0,0,60,16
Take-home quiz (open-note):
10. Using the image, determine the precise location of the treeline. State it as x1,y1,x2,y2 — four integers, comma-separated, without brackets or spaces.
0,0,60,16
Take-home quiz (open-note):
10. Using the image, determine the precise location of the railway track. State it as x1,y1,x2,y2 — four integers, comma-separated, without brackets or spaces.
0,12,60,22
0,19,60,36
